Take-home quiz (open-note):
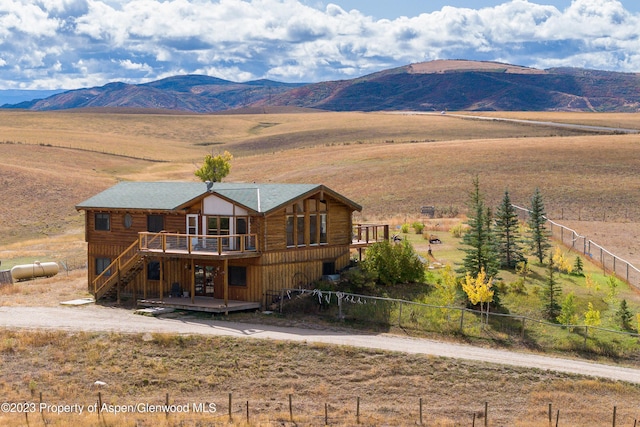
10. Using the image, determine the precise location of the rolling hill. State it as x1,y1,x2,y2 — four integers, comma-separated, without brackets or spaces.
3,60,640,112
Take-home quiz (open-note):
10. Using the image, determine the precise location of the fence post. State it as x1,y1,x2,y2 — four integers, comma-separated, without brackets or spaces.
484,401,488,427
228,393,232,421
279,288,284,314
521,317,526,340
460,309,464,332
399,302,403,327
627,263,630,283
419,397,423,425
289,394,293,422
584,326,588,347
325,403,328,425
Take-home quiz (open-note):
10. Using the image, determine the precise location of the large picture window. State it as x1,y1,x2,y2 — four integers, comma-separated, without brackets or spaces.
286,198,328,248
95,213,110,231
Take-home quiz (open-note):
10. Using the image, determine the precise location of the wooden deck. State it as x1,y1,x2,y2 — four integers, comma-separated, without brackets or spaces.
351,223,389,248
137,296,261,314
139,232,259,259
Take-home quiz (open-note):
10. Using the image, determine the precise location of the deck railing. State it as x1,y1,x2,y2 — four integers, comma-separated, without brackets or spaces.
139,232,258,255
353,224,389,244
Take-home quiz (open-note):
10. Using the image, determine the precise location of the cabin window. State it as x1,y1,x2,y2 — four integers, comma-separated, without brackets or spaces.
309,214,317,245
286,216,295,247
286,198,329,248
147,215,164,232
236,217,248,234
95,213,110,231
320,213,327,244
228,266,247,287
147,261,160,280
296,216,305,246
206,216,230,235
95,257,111,276
123,213,133,229
323,261,336,275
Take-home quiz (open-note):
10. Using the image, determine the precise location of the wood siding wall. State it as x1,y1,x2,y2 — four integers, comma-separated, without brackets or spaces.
83,192,358,304
257,245,351,295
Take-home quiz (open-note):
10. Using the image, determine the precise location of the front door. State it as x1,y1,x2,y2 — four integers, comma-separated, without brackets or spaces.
186,214,199,249
205,216,231,250
194,264,217,297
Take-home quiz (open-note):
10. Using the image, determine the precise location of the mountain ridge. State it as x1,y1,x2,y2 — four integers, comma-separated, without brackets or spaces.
3,60,639,113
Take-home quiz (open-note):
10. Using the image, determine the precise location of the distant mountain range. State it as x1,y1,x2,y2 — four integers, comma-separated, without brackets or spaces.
3,60,640,113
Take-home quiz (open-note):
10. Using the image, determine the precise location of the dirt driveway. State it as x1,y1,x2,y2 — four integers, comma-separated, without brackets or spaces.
2,304,640,384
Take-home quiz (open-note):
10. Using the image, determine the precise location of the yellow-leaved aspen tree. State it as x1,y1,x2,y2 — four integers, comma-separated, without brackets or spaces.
462,268,494,328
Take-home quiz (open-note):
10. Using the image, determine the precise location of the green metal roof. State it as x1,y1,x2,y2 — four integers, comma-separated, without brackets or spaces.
76,181,362,213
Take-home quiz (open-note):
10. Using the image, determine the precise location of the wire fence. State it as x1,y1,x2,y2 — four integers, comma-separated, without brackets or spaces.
512,204,640,291
273,289,640,357
7,390,634,426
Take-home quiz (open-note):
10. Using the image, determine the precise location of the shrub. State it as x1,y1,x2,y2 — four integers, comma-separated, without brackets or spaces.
509,278,527,295
449,223,466,238
495,280,508,295
412,221,425,234
340,267,377,294
361,240,424,286
400,223,410,233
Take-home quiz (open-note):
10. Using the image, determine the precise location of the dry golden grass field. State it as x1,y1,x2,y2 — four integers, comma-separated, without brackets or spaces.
2,109,640,426
2,109,640,261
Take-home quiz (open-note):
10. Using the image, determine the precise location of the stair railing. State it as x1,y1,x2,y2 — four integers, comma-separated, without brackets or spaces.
93,240,141,300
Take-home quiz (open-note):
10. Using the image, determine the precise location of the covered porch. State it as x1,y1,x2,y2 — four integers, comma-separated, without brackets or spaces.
137,296,260,314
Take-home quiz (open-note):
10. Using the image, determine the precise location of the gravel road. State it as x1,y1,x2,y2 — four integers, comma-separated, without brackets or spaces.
2,304,640,384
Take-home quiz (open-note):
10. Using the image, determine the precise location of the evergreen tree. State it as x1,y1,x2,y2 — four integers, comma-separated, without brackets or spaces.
616,299,633,331
483,206,501,278
494,190,524,269
573,256,584,276
528,187,551,263
459,177,499,278
541,254,562,321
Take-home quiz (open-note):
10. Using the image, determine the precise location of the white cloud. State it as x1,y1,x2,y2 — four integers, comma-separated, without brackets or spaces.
0,0,638,90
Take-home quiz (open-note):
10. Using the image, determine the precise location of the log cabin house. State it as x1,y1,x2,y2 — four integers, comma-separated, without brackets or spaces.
76,181,388,312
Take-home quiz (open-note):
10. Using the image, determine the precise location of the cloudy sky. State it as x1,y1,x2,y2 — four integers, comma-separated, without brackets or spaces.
1,0,639,90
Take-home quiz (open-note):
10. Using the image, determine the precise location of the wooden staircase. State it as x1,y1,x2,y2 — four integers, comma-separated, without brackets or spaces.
92,240,144,301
